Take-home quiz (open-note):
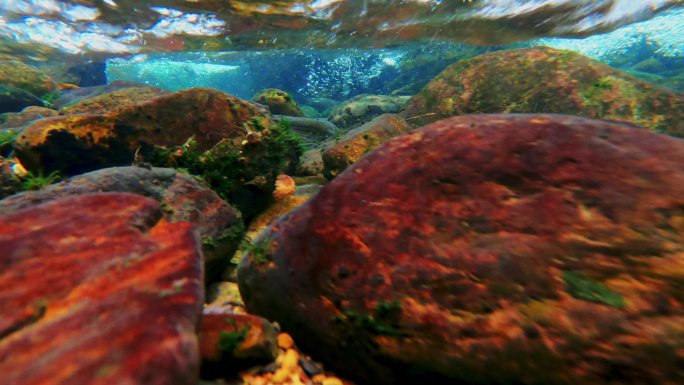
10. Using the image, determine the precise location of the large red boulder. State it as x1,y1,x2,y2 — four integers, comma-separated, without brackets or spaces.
238,114,684,384
0,193,203,385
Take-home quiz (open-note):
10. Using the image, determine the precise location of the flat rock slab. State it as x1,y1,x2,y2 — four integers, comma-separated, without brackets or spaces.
239,114,684,385
0,193,203,385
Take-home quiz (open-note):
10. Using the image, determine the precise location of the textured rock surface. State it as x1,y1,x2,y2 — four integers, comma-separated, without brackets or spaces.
200,309,278,371
0,193,203,385
239,114,684,385
328,95,410,129
402,47,684,136
296,148,325,176
0,60,58,97
0,106,59,131
0,166,243,282
13,88,270,176
274,115,337,144
61,86,168,115
322,114,410,178
253,89,304,117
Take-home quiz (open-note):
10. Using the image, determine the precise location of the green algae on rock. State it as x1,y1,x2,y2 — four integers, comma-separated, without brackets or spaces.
253,88,305,117
402,47,684,136
239,114,684,385
12,88,303,219
0,85,45,114
0,60,59,98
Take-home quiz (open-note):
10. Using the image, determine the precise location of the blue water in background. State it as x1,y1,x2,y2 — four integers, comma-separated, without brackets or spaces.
105,8,684,105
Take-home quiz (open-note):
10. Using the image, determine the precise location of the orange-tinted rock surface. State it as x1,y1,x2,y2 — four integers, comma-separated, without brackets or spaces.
239,114,684,385
322,114,409,178
200,309,278,372
0,193,203,385
13,88,269,175
402,47,684,136
0,167,243,282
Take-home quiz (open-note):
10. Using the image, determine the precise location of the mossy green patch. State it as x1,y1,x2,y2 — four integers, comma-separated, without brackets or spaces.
218,327,249,353
335,299,404,336
242,236,272,265
563,270,625,308
21,170,61,191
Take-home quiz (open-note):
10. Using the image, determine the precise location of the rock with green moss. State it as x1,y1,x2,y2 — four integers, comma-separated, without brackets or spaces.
0,85,45,113
13,88,302,219
402,46,684,136
328,95,410,130
0,166,243,282
253,88,304,117
0,60,59,97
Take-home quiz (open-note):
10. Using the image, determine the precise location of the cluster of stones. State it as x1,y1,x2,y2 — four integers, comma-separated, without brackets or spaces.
2,46,684,385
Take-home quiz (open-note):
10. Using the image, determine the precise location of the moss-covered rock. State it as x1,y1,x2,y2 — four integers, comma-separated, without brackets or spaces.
253,88,304,117
402,47,684,136
13,88,303,219
0,60,58,97
328,95,410,129
0,85,45,113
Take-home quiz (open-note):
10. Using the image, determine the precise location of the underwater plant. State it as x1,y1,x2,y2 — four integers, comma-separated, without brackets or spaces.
21,170,61,191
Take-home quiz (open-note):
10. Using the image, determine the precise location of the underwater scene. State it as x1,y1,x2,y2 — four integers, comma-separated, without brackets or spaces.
1,1,684,385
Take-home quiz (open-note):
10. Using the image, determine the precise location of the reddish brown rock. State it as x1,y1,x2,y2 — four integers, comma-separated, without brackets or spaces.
0,166,243,282
402,47,684,136
239,114,684,385
0,193,203,385
0,106,59,131
322,114,410,178
13,87,270,176
200,309,278,372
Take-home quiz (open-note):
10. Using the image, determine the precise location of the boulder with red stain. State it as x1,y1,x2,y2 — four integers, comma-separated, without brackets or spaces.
402,47,684,136
0,193,204,385
239,114,684,385
0,166,243,282
13,87,270,176
200,308,278,375
322,114,410,178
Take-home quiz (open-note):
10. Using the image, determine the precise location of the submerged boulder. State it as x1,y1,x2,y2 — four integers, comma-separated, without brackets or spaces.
402,47,684,136
12,88,302,219
253,88,304,117
0,85,45,113
239,114,684,385
0,166,243,282
328,95,410,129
0,193,203,385
0,106,59,131
0,60,58,97
322,114,410,178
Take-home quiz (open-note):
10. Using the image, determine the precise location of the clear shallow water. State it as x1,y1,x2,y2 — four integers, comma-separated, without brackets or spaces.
105,7,684,104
